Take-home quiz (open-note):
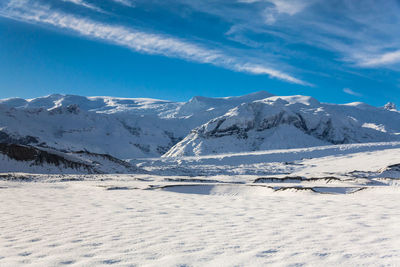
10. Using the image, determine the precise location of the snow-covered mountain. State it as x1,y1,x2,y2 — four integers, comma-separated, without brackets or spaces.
165,95,400,157
1,91,399,164
0,91,272,160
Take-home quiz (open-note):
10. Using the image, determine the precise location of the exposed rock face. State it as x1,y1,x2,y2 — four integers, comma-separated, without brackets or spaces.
197,109,352,144
0,131,39,145
0,143,93,171
0,143,139,174
376,163,400,179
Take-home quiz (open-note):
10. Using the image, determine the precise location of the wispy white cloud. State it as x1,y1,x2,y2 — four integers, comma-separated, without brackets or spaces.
358,50,400,67
343,88,362,97
111,0,135,7
235,63,312,86
272,1,400,70
266,0,310,17
183,0,400,72
259,0,313,25
293,3,400,70
0,0,309,85
61,0,103,13
237,0,310,15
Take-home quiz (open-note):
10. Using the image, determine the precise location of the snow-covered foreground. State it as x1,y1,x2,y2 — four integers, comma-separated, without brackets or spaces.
1,144,400,266
0,181,399,266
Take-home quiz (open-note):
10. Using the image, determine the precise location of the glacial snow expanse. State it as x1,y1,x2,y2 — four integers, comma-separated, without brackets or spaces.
1,92,400,265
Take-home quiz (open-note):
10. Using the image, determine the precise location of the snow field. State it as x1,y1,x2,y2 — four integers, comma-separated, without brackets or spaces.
0,182,399,266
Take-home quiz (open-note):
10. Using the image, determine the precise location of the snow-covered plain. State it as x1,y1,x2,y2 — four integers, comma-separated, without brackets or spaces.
1,143,400,266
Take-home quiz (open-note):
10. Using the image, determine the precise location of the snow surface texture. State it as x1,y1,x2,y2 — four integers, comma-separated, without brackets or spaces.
1,91,400,163
1,145,400,266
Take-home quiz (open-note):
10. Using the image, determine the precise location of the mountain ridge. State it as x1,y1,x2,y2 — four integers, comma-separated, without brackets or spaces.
1,91,399,164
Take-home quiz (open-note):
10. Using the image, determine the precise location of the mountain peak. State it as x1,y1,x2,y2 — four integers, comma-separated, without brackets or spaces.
243,90,274,98
188,90,273,103
384,102,397,111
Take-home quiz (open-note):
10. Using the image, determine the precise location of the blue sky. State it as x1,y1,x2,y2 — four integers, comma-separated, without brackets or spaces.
0,0,399,105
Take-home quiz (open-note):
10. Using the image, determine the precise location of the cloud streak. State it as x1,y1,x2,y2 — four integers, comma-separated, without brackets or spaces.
176,0,400,71
111,0,135,7
235,64,311,86
0,0,309,85
61,0,103,13
358,50,400,67
343,88,362,97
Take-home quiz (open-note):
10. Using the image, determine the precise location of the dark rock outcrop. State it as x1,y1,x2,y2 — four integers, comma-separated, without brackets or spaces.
0,143,94,172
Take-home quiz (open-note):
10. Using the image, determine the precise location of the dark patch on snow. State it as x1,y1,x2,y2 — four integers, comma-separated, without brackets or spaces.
97,185,138,190
0,143,140,174
274,186,366,194
106,186,135,191
256,249,278,257
346,170,374,178
0,143,95,172
120,120,141,137
0,173,35,182
0,131,39,145
254,176,341,183
133,143,151,153
74,150,134,169
163,177,244,184
380,163,400,173
158,131,184,155
102,259,121,264
60,177,84,182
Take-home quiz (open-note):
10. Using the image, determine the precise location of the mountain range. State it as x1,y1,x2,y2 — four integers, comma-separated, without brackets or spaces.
1,91,399,172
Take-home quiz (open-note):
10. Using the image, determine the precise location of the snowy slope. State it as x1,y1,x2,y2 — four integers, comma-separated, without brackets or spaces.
0,94,180,116
0,103,177,159
0,91,272,118
165,95,400,157
0,91,274,159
